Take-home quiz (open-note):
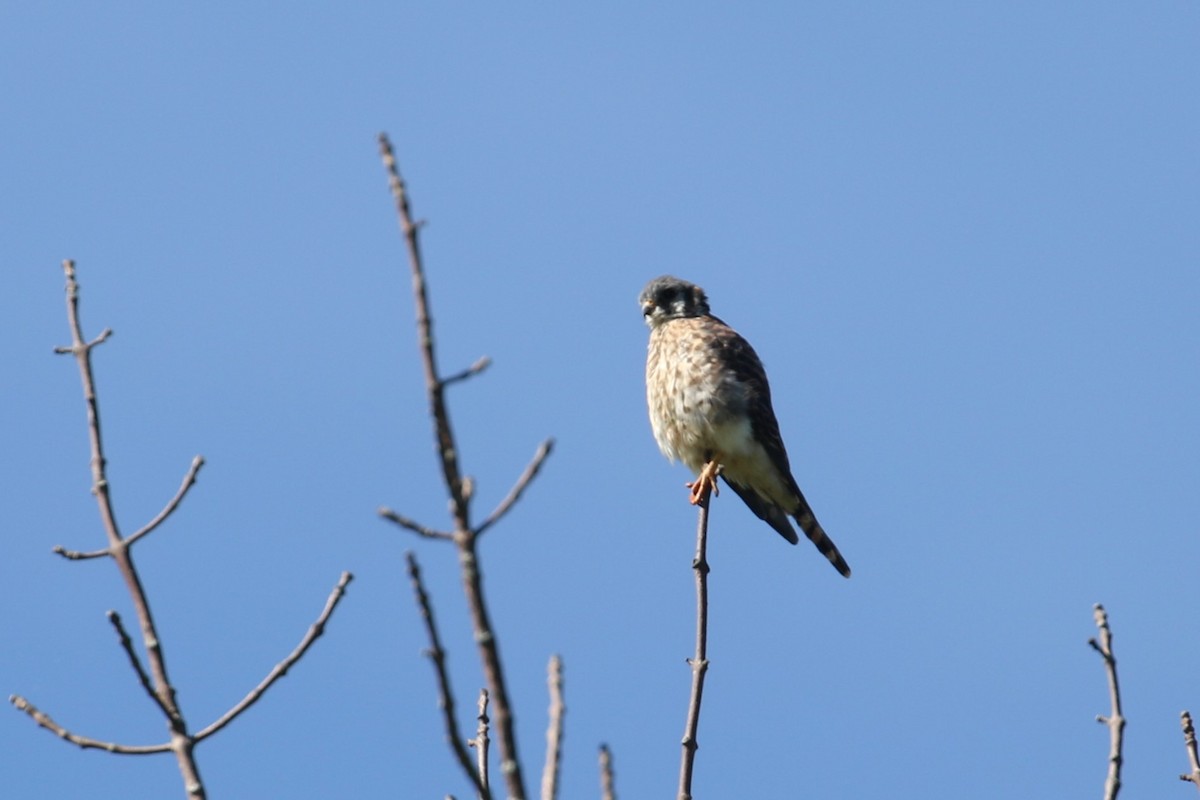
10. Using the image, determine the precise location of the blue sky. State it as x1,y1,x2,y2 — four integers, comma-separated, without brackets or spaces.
4,4,1199,798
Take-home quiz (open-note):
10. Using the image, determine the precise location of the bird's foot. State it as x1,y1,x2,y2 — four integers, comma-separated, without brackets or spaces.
686,461,721,505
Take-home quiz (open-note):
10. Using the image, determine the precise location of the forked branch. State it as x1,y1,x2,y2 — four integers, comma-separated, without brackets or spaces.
406,552,490,800
54,456,206,560
13,261,352,799
379,132,556,800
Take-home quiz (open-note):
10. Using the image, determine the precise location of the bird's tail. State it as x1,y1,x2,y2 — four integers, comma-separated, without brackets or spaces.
794,500,852,578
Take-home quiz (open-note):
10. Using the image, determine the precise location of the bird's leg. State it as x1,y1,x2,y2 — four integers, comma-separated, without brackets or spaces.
686,460,721,505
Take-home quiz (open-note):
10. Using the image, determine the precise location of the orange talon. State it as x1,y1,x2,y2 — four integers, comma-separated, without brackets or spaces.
685,461,721,505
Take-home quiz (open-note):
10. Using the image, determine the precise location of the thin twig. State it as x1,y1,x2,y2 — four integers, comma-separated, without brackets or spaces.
125,455,205,545
405,552,490,800
8,695,172,754
1179,711,1200,791
1089,603,1125,800
107,611,171,717
599,744,617,800
194,571,354,742
541,654,565,800
443,356,492,387
678,475,713,800
470,690,491,799
51,542,109,560
475,439,555,537
379,507,454,540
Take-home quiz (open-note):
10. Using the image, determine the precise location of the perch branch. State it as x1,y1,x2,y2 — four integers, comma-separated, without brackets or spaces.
541,654,565,800
1088,603,1125,800
194,571,354,742
678,473,713,800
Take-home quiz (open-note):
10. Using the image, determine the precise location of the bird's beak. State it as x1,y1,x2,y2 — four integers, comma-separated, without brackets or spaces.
640,299,655,317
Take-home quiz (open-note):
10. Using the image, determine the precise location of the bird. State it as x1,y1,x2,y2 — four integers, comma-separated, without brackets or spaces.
639,275,851,577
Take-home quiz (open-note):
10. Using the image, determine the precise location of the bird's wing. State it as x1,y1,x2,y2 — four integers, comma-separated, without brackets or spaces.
706,315,800,495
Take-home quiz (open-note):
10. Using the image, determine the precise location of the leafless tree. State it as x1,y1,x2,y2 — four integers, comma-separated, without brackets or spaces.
10,260,352,799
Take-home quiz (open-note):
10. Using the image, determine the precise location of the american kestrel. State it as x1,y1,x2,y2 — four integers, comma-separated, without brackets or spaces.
640,275,851,578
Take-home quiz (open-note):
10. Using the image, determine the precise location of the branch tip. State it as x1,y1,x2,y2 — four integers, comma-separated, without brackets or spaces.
475,438,556,537
193,571,353,743
380,507,453,540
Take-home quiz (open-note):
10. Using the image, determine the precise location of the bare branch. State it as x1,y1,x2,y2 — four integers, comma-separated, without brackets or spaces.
47,259,206,797
678,471,714,800
126,456,205,546
54,327,112,355
107,611,171,717
598,744,617,800
54,456,207,560
456,534,525,798
469,690,491,799
380,133,536,800
28,262,353,799
378,133,470,529
405,552,490,800
1179,711,1200,791
1089,603,1125,800
475,439,555,537
541,654,565,800
194,571,354,742
379,507,454,541
9,695,171,755
443,356,492,388
52,542,111,561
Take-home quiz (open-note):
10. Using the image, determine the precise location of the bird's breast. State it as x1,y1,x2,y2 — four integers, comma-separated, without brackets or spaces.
645,321,750,473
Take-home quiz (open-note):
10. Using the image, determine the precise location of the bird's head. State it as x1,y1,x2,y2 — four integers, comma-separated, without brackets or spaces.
639,276,710,328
